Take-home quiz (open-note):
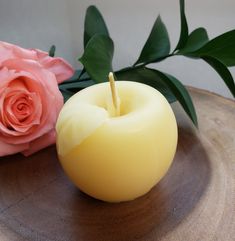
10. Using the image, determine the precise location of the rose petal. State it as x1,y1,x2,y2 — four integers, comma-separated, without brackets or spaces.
21,130,56,156
0,67,19,90
0,41,38,65
34,49,74,84
0,59,63,144
0,42,74,84
4,59,64,132
0,85,42,136
0,42,16,64
0,138,29,157
4,91,42,132
0,42,71,157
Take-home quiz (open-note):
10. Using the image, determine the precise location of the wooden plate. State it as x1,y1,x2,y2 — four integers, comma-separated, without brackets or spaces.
0,88,234,241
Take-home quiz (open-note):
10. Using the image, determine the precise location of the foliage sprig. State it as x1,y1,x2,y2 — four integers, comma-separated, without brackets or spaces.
59,0,235,127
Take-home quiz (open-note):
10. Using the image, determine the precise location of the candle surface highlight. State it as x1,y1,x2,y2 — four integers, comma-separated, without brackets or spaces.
56,79,178,202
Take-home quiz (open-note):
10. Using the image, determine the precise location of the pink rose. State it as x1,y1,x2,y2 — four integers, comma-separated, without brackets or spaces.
0,41,74,157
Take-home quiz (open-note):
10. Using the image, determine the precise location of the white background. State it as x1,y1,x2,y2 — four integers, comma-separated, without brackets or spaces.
0,0,234,98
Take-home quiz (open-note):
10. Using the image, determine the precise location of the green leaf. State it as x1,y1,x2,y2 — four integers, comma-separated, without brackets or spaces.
147,68,198,126
66,69,83,82
115,67,176,103
59,89,75,102
177,28,209,54
174,0,189,51
134,15,170,65
77,68,87,80
79,34,114,83
84,5,109,48
202,56,235,97
59,70,90,86
59,80,94,102
189,30,235,66
48,45,56,57
59,80,94,90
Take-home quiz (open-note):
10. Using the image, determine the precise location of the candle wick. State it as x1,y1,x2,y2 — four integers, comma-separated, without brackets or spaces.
108,72,120,116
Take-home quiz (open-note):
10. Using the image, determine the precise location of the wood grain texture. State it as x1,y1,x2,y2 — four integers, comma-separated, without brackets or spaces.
0,87,234,241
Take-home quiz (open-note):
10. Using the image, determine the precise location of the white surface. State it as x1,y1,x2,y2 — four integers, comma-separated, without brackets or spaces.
0,0,234,98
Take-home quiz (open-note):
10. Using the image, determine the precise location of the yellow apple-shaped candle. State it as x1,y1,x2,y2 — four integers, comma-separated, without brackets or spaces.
56,73,178,202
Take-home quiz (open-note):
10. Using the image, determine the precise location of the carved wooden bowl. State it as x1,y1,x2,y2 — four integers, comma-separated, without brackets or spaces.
0,88,234,241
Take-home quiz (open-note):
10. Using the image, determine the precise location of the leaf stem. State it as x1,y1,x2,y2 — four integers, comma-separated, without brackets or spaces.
59,77,91,86
117,53,176,75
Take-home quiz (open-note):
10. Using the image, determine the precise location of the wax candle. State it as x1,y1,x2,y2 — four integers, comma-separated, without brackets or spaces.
56,73,178,202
